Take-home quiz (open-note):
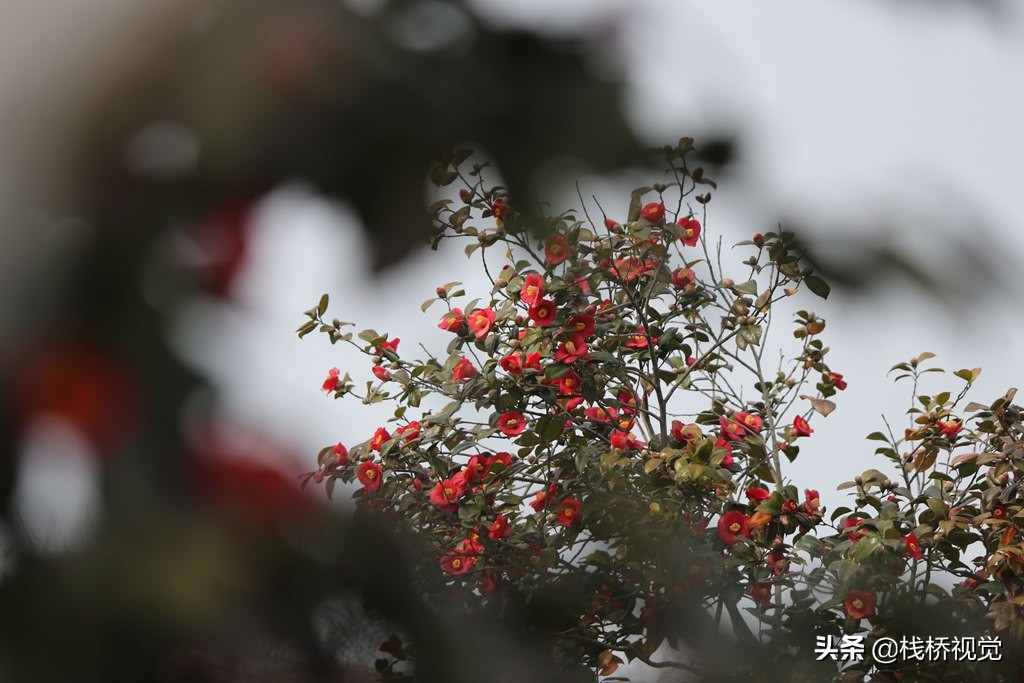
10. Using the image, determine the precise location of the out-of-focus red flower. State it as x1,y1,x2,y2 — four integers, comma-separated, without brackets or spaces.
793,415,813,437
379,634,403,657
12,339,139,453
332,443,349,465
749,583,772,607
378,338,400,354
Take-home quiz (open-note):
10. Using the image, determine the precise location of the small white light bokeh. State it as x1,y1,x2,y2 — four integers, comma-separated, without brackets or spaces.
12,415,103,555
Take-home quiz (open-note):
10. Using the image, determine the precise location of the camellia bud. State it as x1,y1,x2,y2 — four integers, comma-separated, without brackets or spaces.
753,233,765,246
459,188,472,204
721,278,734,288
436,287,448,299
494,278,508,288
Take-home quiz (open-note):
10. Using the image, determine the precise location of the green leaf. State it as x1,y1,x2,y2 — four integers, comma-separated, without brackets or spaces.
803,275,831,299
733,279,758,296
317,293,329,316
954,368,982,383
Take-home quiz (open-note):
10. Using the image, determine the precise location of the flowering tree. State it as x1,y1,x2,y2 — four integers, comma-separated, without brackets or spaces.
299,141,1023,681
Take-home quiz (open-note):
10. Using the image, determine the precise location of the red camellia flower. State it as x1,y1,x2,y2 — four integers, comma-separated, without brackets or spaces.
639,202,665,222
719,416,746,442
735,411,764,432
624,328,650,349
322,367,340,393
500,353,524,374
844,589,876,620
468,307,495,339
524,352,543,372
718,510,752,545
782,499,799,513
357,461,383,491
613,257,652,282
452,356,477,382
369,427,391,452
584,406,617,423
671,420,701,443
793,415,813,437
616,390,637,415
528,299,557,326
520,273,545,305
557,497,581,526
904,532,923,561
378,338,400,353
749,583,773,607
441,539,479,575
827,372,847,390
496,410,527,436
610,431,644,451
395,420,421,443
489,514,511,540
554,334,588,364
844,517,866,543
545,234,569,265
491,199,509,222
438,308,465,332
558,370,581,395
487,451,513,471
429,475,468,512
530,484,556,511
745,487,771,503
937,420,963,438
676,217,701,246
372,366,389,381
801,489,821,517
671,267,696,289
567,313,595,338
332,442,349,465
